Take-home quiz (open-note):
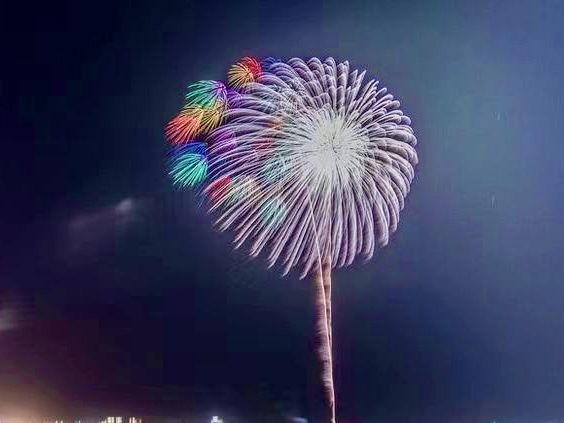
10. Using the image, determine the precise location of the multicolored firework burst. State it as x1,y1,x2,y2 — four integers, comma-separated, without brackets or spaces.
166,81,227,144
228,56,262,88
165,56,418,423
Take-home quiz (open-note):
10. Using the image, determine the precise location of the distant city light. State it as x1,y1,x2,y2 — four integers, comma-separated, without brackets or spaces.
100,417,141,423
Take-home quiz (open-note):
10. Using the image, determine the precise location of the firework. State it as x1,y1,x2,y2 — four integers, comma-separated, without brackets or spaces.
228,56,262,88
184,80,227,108
165,57,418,423
208,58,417,278
166,81,227,143
169,142,208,187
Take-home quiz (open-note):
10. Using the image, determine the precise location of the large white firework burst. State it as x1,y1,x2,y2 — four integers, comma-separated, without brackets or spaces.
206,57,418,278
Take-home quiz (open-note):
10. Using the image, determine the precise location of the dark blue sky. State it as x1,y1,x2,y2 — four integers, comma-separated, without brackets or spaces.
1,0,564,421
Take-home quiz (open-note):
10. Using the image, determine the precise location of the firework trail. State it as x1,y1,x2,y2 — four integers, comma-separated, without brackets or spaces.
166,56,418,422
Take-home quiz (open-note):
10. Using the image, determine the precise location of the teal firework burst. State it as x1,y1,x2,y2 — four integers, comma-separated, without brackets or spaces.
184,81,227,109
169,143,208,187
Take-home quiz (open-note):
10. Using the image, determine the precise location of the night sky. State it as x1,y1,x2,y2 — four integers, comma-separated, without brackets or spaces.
2,0,564,421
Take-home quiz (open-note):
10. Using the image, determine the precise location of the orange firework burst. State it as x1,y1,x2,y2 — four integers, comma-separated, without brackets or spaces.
165,113,201,144
166,104,225,144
